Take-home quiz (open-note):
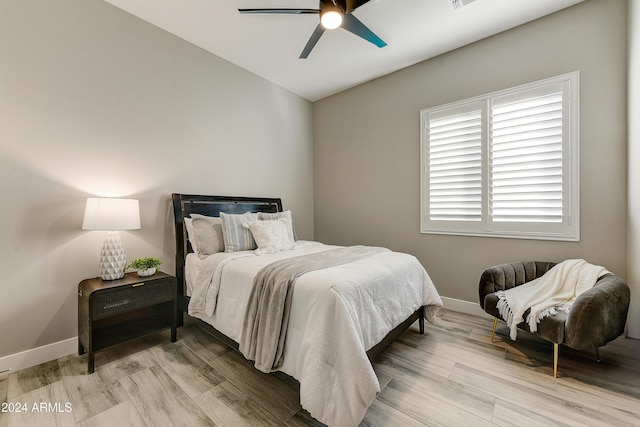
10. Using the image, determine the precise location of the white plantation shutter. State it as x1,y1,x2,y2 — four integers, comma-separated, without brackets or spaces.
428,108,482,221
490,89,564,223
421,72,579,241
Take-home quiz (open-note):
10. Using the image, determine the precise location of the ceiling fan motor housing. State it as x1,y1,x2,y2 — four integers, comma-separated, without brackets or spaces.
238,0,384,59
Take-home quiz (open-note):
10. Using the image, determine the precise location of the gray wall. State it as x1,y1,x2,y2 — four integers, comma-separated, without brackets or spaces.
314,0,628,315
0,0,314,358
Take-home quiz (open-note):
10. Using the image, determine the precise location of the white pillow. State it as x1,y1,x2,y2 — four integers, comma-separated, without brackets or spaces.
258,210,297,241
220,212,259,252
184,217,196,250
244,218,295,255
190,214,225,257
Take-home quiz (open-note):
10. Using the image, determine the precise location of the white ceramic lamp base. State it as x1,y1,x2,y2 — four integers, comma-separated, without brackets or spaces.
99,231,126,280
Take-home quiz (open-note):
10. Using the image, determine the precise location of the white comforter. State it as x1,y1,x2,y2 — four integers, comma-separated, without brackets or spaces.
187,241,443,427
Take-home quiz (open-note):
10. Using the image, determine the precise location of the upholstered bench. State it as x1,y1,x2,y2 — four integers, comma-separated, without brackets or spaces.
479,261,630,377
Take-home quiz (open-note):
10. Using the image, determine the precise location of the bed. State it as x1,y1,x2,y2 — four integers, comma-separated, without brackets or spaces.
171,193,443,426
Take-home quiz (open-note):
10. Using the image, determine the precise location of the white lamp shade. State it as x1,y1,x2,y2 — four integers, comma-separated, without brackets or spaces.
82,198,141,231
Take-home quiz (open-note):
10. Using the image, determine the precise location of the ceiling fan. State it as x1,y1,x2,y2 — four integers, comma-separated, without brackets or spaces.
239,0,387,59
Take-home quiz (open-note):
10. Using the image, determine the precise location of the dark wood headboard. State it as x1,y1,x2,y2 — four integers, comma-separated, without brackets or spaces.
171,194,283,314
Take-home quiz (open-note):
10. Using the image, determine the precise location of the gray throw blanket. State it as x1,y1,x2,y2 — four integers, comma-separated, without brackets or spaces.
239,245,388,372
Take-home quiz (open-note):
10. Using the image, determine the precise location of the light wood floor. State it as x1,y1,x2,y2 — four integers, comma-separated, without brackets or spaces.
1,309,639,426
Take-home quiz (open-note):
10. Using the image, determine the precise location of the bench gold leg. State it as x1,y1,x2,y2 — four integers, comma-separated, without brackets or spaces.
491,318,497,343
553,343,558,378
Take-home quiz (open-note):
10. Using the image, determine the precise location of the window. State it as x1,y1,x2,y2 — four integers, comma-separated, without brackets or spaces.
420,72,579,241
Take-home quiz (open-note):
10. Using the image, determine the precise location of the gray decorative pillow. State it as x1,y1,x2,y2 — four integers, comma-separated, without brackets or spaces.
258,210,297,242
220,212,259,252
190,214,225,257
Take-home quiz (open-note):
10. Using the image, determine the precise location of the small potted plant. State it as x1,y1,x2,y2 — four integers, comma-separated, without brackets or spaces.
128,257,162,277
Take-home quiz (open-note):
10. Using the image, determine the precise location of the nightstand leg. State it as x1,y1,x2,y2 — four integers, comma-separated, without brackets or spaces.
78,341,85,356
171,326,177,342
87,351,95,374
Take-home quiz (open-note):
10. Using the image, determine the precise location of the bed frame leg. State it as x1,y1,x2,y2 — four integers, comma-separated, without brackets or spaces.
177,309,184,327
419,306,425,334
553,343,559,378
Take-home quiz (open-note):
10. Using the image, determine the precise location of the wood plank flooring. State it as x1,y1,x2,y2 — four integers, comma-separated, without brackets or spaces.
1,309,639,426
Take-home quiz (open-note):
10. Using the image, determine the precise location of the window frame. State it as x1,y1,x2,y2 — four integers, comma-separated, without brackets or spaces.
420,72,580,241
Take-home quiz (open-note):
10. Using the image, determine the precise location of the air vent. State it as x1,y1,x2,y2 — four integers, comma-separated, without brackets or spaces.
452,0,477,9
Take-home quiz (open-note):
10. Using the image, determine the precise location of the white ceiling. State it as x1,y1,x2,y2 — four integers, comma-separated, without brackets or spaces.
103,0,585,101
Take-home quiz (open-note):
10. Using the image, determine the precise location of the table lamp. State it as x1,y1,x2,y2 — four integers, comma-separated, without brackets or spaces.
82,197,141,280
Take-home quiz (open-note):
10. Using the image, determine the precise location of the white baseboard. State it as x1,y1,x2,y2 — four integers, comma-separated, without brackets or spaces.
0,297,486,375
440,296,492,319
0,337,77,375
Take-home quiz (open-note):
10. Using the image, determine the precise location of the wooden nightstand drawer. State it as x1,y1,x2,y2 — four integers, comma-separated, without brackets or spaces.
92,279,173,320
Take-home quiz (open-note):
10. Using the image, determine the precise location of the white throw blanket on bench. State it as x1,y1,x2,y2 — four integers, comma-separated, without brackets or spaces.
496,259,609,340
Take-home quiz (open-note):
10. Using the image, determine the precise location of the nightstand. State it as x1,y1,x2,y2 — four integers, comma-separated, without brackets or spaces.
78,271,177,373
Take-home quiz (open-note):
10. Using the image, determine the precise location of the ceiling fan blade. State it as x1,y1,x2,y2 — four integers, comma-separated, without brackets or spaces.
341,13,386,48
238,8,319,15
345,0,373,13
299,24,326,59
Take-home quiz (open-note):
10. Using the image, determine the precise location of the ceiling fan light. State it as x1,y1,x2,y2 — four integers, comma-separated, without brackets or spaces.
320,8,343,30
